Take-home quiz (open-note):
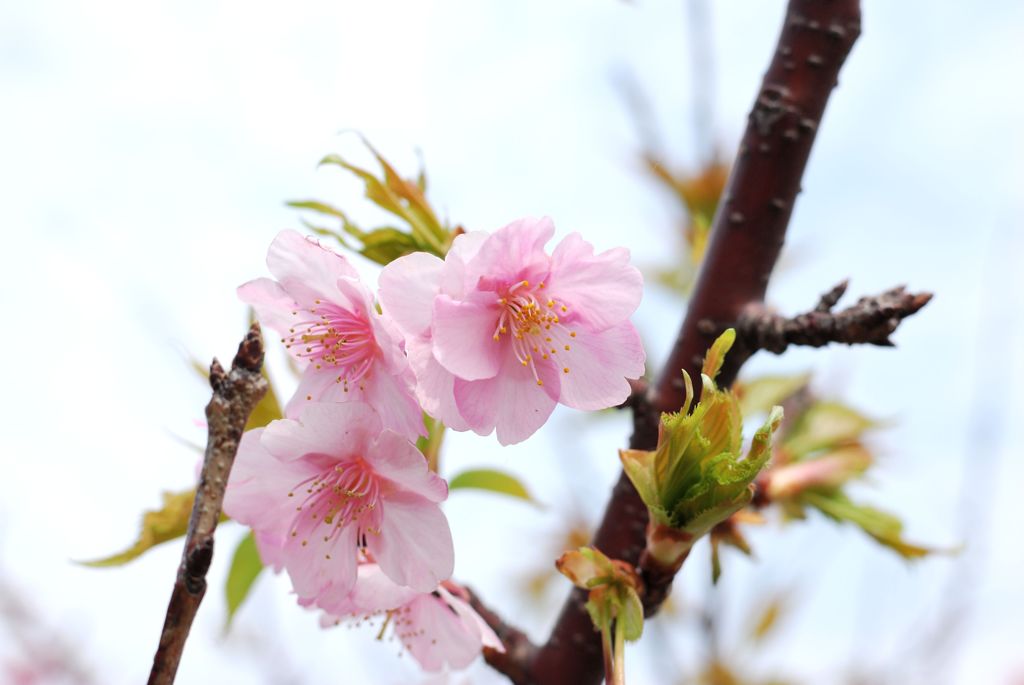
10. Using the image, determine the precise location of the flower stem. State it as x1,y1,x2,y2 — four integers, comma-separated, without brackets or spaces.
601,624,615,685
612,618,626,685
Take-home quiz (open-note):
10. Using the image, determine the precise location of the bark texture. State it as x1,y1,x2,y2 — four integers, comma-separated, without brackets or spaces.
527,2,863,683
148,324,267,685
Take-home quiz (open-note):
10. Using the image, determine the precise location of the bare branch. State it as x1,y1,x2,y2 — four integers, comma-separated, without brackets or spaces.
148,324,267,685
736,283,932,354
465,588,538,685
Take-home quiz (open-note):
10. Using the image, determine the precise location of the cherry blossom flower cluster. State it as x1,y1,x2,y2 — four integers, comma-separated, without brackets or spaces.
224,218,645,672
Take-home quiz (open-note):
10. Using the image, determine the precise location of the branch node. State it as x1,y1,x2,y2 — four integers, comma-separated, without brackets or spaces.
147,326,268,685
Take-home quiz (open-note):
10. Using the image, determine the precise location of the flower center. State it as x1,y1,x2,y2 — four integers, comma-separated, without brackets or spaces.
287,459,384,556
283,299,377,392
492,280,577,385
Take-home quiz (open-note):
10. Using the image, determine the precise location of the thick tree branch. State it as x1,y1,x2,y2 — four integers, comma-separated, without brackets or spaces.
466,588,538,685
526,2,863,683
735,282,933,354
148,324,267,685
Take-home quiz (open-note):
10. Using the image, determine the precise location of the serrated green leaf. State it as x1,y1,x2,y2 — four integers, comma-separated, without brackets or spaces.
448,468,538,505
79,490,197,567
701,328,736,381
318,146,447,256
736,373,812,416
224,532,264,630
362,140,448,246
800,490,934,559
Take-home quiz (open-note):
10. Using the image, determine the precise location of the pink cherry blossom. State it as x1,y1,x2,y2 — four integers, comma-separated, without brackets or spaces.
316,562,503,673
239,229,424,440
223,402,454,603
379,217,645,445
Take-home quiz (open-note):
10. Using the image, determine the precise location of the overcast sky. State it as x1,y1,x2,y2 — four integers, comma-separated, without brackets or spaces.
1,1,1022,684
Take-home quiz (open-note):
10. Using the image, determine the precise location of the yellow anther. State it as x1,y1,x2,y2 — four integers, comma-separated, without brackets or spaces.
564,345,571,351
536,379,544,386
563,367,570,374
570,332,577,338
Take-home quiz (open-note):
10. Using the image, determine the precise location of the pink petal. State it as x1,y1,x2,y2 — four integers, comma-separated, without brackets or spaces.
378,251,444,337
439,231,489,298
318,562,419,616
368,430,448,502
406,337,470,432
260,403,382,462
237,278,304,341
402,592,486,672
266,229,357,302
224,428,321,535
332,275,374,321
369,492,454,592
370,301,415,370
454,351,560,445
431,293,502,380
442,587,504,652
253,529,287,573
359,363,426,441
555,320,646,410
283,365,364,418
465,217,555,286
283,520,359,602
548,232,643,330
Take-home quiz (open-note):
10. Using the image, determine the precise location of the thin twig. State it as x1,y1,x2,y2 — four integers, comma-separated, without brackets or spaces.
147,324,267,685
735,283,933,354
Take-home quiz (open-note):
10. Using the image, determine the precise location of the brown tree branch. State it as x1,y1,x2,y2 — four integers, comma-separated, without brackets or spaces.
524,2,864,683
147,324,267,685
466,588,538,685
734,281,933,354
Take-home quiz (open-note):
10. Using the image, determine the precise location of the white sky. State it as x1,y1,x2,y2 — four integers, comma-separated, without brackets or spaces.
1,1,1022,684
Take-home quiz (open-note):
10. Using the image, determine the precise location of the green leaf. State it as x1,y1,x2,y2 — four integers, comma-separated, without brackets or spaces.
224,532,264,630
735,373,811,416
448,468,539,505
800,490,934,559
620,586,644,641
701,328,736,382
285,199,349,220
749,594,789,643
357,226,421,265
784,401,877,457
79,490,197,567
318,148,447,256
